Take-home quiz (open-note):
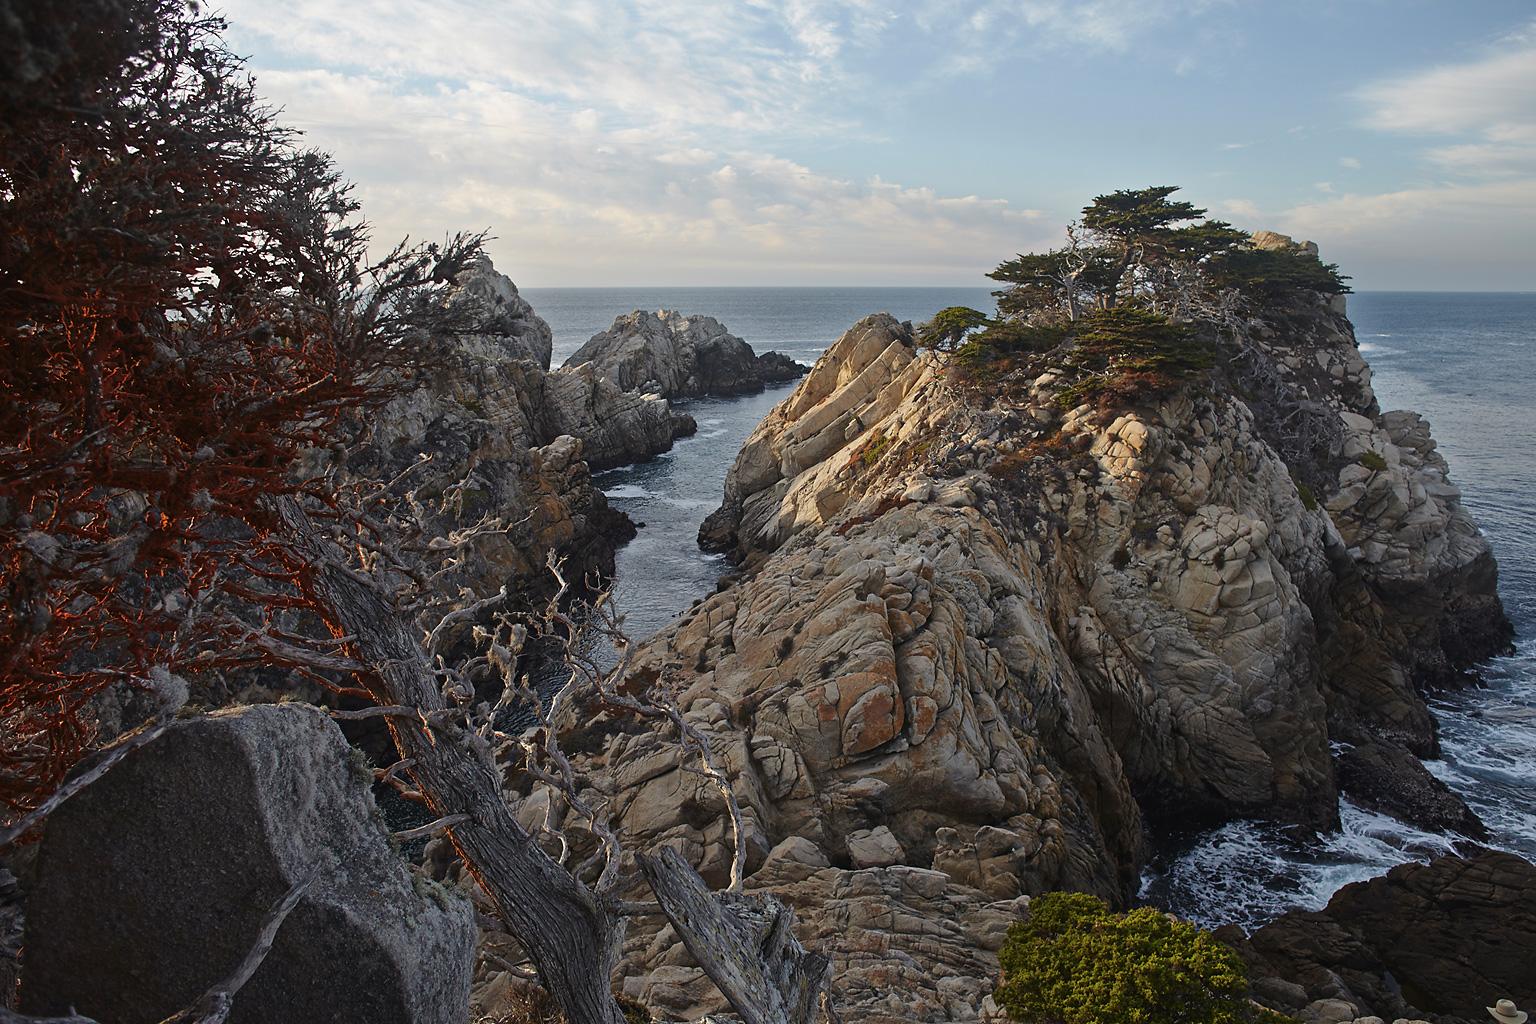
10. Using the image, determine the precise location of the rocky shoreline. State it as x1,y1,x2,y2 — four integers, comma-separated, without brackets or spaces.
6,241,1529,1024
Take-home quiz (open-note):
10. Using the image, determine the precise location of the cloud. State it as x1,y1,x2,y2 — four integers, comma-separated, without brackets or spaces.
1356,21,1536,175
1339,156,1361,169
1280,180,1536,289
253,69,1050,284
219,0,1223,284
1217,198,1263,221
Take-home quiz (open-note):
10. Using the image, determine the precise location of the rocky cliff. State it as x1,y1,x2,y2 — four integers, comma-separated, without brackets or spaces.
338,260,699,601
562,247,1511,1021
567,309,807,398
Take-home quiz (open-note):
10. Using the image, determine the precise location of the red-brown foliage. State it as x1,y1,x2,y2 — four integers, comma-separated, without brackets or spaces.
0,1,483,816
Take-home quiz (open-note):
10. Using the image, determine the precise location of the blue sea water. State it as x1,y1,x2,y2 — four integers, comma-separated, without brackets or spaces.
523,286,1536,928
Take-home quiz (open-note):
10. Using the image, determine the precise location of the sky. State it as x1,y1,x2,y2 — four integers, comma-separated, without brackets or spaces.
219,1,1536,289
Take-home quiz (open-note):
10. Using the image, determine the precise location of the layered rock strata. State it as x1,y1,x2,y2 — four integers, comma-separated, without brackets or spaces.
567,309,807,398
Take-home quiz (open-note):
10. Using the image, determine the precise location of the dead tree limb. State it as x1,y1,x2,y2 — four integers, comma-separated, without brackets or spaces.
158,874,312,1024
637,846,829,1024
0,717,171,849
272,495,630,1024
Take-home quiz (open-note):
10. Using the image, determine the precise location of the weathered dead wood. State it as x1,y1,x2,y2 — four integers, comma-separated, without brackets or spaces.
157,874,311,1024
272,495,630,1024
637,846,830,1024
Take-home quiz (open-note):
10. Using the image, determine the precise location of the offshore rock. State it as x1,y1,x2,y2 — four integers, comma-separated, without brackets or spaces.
445,257,554,369
567,309,808,398
341,259,692,598
21,704,474,1024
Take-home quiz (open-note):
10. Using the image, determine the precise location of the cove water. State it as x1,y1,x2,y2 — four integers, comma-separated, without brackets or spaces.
523,286,1536,930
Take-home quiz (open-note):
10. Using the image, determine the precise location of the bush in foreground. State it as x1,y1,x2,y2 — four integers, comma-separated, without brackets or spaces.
996,892,1269,1024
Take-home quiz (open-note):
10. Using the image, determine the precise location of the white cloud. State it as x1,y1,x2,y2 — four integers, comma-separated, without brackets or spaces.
1339,156,1361,169
1218,198,1263,222
1280,181,1536,290
254,69,1050,284
1356,21,1536,175
220,0,1225,284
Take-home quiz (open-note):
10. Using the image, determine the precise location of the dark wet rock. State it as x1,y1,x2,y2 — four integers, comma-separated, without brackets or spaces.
1337,741,1487,838
1239,850,1536,1024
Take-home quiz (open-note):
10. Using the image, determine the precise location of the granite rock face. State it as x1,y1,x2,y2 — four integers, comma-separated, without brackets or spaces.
338,260,697,600
20,704,474,1024
567,309,807,399
446,257,554,370
1235,850,1536,1024
582,273,1507,1021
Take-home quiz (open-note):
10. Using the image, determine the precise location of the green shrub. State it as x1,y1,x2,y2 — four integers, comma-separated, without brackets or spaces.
857,430,892,468
1358,451,1388,472
995,892,1260,1024
1290,475,1319,511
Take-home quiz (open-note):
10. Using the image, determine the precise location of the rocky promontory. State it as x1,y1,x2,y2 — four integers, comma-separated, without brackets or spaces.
545,234,1515,1020
566,309,808,398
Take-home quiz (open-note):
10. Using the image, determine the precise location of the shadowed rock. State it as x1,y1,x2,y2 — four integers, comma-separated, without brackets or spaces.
567,309,808,399
21,704,474,1024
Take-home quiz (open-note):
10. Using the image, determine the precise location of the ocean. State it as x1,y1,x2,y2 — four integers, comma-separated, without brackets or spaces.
522,286,1536,928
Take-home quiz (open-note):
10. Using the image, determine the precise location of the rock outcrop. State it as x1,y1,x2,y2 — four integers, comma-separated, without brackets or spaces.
566,309,807,398
20,704,474,1024
571,264,1508,1020
1232,850,1536,1024
337,260,698,602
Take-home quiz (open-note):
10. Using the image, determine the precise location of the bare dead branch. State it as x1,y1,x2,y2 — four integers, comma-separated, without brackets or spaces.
392,813,471,844
158,874,312,1024
638,846,829,1024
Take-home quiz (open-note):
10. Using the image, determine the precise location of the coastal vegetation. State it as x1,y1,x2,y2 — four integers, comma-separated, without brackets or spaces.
918,186,1351,415
995,893,1268,1024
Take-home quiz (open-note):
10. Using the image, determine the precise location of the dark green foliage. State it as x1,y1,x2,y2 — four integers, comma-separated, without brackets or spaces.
988,249,1120,318
918,305,991,352
1082,186,1206,240
1207,248,1351,298
1292,476,1319,511
1054,308,1214,410
995,892,1259,1024
954,321,1067,371
1148,220,1250,263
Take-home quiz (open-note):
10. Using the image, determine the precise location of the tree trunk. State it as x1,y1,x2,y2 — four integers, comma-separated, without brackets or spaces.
272,497,628,1024
638,846,829,1024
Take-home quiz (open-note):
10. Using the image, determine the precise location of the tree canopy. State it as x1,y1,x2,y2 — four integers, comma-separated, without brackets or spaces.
0,0,483,813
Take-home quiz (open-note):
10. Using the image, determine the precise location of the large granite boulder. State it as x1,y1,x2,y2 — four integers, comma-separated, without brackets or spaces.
566,309,807,399
1236,850,1536,1023
21,704,475,1024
